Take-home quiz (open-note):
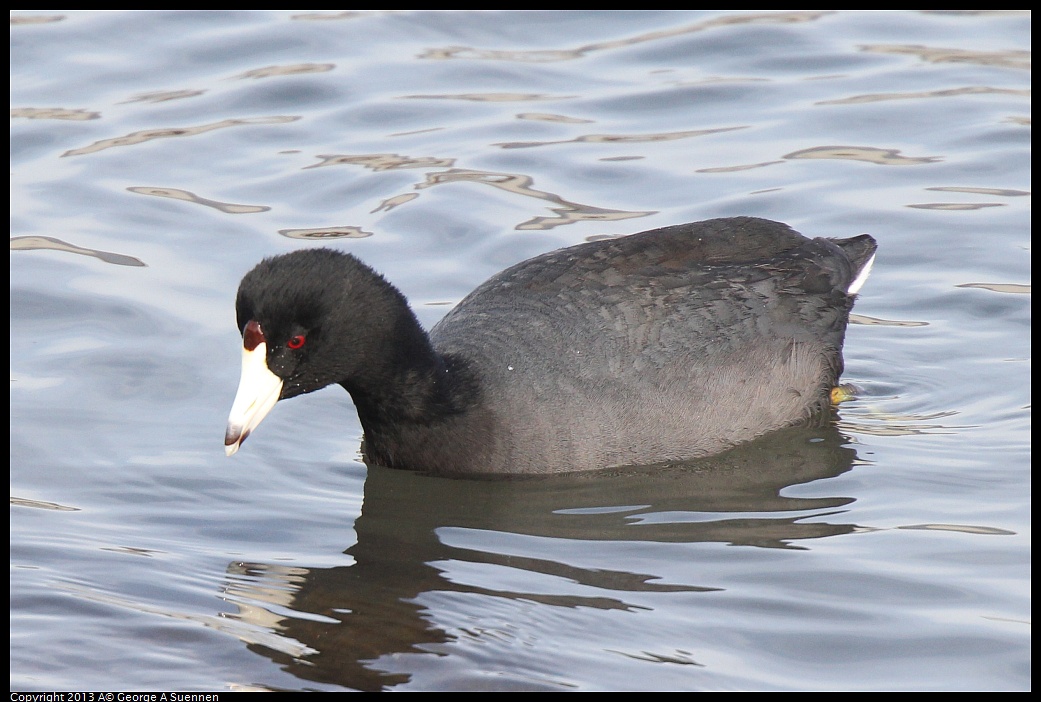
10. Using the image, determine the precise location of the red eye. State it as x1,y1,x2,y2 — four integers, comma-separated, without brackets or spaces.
287,335,306,350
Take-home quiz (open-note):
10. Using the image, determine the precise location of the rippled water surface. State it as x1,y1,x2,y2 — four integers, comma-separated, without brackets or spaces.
10,10,1030,691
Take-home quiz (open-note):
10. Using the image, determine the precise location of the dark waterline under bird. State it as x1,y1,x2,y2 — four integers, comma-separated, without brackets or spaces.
225,217,876,474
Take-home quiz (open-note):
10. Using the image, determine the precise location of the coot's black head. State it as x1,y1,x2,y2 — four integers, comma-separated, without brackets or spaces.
225,249,425,455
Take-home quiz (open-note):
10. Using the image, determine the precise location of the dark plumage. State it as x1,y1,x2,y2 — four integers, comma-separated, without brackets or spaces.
225,216,876,474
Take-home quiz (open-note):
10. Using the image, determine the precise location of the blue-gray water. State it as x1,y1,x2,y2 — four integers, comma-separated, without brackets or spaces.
10,10,1030,691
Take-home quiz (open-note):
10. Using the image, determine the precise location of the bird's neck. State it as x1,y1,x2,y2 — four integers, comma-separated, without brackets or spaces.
344,350,483,471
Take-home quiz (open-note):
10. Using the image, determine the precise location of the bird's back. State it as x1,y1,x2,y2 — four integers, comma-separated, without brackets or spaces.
429,217,875,473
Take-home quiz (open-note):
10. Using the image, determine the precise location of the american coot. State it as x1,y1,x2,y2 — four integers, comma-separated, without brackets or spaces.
225,217,876,474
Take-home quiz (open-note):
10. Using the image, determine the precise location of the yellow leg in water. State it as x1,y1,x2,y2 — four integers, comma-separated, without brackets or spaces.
830,384,859,405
